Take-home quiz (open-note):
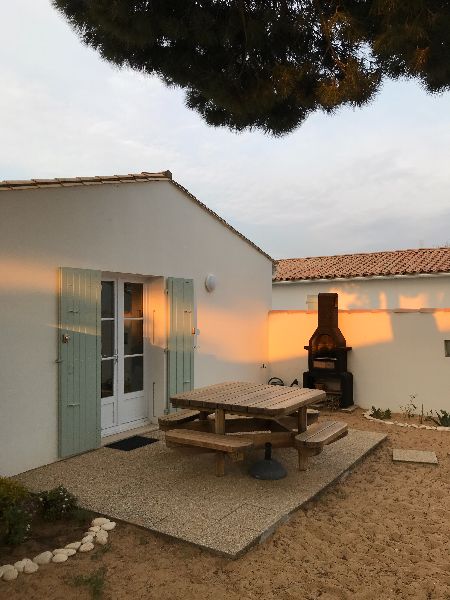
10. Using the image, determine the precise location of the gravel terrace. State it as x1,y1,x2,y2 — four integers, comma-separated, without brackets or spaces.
5,409,450,600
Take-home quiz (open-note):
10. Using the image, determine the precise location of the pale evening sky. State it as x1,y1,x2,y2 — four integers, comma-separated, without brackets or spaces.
1,0,449,259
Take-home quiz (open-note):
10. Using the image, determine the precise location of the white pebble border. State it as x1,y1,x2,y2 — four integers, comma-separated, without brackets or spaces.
0,518,116,582
363,411,450,431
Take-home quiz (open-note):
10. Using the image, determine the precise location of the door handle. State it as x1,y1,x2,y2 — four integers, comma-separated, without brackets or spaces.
113,353,119,364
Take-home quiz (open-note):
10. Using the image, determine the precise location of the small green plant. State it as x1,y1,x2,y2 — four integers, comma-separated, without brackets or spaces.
400,394,417,419
428,410,450,427
38,485,78,521
72,567,107,599
0,477,30,517
369,406,392,420
2,504,32,545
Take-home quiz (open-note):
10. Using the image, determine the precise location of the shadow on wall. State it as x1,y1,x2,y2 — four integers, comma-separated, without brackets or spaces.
268,309,450,414
303,279,450,310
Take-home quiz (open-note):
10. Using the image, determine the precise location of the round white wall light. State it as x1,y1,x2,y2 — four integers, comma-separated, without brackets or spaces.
205,274,217,293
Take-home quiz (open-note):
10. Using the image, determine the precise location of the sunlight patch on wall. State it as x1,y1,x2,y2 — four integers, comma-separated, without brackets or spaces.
329,286,368,310
378,291,388,310
398,293,428,309
269,312,316,362
197,302,268,364
433,311,450,334
268,310,394,365
342,312,393,347
0,258,55,293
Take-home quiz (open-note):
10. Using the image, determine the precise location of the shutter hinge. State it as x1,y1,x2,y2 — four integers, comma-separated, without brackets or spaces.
55,359,63,363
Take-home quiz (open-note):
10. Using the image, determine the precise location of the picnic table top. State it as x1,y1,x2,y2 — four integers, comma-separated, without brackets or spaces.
170,381,325,417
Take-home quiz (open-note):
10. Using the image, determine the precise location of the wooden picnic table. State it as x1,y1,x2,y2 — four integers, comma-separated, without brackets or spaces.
170,381,326,475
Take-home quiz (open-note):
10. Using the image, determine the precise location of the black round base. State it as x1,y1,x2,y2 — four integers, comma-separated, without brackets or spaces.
248,458,287,480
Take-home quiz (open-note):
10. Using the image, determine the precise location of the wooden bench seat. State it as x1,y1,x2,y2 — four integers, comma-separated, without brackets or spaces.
165,429,254,476
294,421,348,470
273,408,320,431
158,409,201,431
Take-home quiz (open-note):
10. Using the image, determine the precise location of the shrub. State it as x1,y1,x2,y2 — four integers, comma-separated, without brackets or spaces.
400,395,417,420
2,504,32,546
72,566,107,599
370,406,392,420
429,410,450,427
38,485,78,521
0,477,30,518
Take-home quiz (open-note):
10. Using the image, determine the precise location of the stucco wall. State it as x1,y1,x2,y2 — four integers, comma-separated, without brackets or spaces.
272,276,450,310
0,181,272,476
269,309,450,413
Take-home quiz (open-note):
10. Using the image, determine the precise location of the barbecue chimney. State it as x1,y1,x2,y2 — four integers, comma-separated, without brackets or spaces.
303,293,353,407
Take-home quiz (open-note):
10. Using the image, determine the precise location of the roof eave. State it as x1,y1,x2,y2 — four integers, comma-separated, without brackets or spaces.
273,272,450,283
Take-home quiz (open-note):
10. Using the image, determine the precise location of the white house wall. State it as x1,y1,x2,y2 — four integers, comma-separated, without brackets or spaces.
272,276,450,310
269,309,450,414
0,181,271,476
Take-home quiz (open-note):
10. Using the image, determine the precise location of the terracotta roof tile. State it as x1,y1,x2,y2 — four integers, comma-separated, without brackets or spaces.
273,248,450,281
0,170,272,261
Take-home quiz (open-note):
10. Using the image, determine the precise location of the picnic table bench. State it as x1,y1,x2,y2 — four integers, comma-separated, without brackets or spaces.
165,429,254,462
294,421,348,470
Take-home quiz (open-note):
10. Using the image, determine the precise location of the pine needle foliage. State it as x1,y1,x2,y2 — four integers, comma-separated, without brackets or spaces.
52,1,450,136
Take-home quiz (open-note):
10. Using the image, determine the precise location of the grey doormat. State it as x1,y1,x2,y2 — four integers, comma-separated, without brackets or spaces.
105,435,159,451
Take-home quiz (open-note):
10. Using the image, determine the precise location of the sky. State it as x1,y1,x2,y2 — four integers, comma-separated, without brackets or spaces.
1,1,450,259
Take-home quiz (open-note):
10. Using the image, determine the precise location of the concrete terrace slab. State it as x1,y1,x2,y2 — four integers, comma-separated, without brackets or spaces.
16,429,386,558
393,448,438,464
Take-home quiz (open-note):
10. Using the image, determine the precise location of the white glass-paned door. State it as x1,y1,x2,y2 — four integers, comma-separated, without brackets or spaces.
101,278,148,436
101,280,116,431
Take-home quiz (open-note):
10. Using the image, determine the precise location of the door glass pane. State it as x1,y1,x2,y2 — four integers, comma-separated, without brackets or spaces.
101,360,114,398
101,281,114,318
124,320,143,355
124,283,143,318
124,356,143,393
101,321,114,358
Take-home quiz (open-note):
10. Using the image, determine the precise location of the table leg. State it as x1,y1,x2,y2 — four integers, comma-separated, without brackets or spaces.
297,407,308,470
297,407,307,433
298,452,308,471
215,408,225,477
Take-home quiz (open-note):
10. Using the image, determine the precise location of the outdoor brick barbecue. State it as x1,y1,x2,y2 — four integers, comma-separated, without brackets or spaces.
303,293,353,408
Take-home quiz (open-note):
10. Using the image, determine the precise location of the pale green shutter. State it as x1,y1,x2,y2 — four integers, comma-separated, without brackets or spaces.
167,278,194,405
59,267,101,457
